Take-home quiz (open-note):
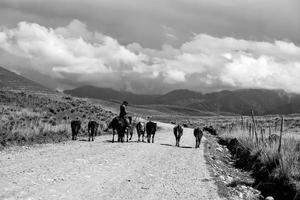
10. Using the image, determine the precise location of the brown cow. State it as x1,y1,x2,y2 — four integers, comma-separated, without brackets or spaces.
173,125,183,147
194,127,203,148
71,120,81,140
88,121,99,142
136,122,145,142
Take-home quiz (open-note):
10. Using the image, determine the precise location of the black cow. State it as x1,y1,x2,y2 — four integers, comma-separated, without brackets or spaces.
71,120,81,140
193,127,203,148
146,121,157,143
173,125,183,147
136,122,145,142
88,121,99,141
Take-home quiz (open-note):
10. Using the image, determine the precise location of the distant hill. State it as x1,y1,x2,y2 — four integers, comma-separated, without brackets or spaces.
64,85,159,105
65,86,300,115
0,66,52,93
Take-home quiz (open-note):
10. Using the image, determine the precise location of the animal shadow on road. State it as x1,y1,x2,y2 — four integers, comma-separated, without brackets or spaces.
160,143,193,149
79,139,89,142
102,139,143,143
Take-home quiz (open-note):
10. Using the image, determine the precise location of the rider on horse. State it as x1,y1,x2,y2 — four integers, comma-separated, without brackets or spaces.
119,101,131,127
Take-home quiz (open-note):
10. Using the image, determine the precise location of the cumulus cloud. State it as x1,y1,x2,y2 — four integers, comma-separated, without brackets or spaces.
0,20,300,94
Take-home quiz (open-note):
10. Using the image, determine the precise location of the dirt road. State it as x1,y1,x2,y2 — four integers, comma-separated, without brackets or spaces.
0,122,224,200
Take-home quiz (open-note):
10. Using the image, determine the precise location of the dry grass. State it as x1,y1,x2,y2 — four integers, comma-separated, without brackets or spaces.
221,127,300,178
0,90,114,148
220,125,300,199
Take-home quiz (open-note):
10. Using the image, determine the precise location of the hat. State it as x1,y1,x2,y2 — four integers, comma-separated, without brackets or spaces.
123,101,128,105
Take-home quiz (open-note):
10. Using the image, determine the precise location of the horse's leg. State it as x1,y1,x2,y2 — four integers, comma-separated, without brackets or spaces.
152,134,155,143
126,129,129,142
112,129,115,143
122,131,125,143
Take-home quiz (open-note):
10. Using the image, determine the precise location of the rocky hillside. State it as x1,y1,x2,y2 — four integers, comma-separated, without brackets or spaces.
0,66,52,93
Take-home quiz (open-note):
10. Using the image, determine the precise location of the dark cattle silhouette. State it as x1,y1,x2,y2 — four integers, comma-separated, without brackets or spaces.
71,120,81,140
108,117,128,143
193,127,203,148
203,126,217,135
88,121,99,142
146,121,157,143
173,125,183,147
136,122,145,142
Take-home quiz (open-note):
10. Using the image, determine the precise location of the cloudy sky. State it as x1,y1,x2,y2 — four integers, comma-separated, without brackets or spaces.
0,0,299,94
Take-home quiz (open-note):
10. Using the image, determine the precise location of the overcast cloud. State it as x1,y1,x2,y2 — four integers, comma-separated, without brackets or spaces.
0,1,299,94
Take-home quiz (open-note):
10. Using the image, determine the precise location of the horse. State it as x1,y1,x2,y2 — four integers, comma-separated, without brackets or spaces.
107,117,128,142
146,121,157,143
193,127,203,148
173,124,183,147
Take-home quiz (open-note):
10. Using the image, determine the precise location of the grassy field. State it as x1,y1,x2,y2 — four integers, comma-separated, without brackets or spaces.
0,90,115,149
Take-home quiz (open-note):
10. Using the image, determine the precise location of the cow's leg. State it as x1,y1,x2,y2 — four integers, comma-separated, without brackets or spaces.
92,130,94,141
112,130,115,143
137,132,140,142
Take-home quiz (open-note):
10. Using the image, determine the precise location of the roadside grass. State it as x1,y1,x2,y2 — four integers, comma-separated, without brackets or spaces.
0,90,115,149
0,106,70,148
220,126,300,200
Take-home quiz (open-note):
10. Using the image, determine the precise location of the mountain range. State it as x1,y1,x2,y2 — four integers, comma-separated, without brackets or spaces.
1,66,299,115
65,85,300,115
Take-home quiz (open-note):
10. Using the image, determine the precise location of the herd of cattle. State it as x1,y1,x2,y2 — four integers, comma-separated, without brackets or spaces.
70,117,215,148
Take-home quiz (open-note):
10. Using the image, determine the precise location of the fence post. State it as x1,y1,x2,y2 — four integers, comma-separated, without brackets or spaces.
260,127,264,143
251,110,259,145
241,115,244,130
278,116,284,153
